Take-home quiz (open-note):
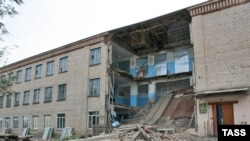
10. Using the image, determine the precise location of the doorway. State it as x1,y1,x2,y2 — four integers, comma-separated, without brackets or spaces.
212,102,234,136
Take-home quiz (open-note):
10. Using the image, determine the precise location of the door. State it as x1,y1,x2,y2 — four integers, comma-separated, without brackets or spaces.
212,103,234,136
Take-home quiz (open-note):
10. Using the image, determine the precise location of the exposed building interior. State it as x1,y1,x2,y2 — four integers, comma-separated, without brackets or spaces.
107,9,195,123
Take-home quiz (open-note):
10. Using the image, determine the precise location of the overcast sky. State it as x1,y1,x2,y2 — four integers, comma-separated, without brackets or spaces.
1,0,207,65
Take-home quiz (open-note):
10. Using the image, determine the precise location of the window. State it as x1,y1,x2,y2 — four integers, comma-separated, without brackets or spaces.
138,84,148,98
22,116,28,128
118,86,130,98
56,114,65,129
0,96,3,108
16,70,22,83
14,93,20,106
8,72,14,84
23,91,30,105
35,64,42,78
6,94,11,107
33,116,38,130
33,89,40,103
175,49,189,73
89,78,100,96
13,116,19,129
0,75,6,86
58,84,66,100
90,48,101,65
88,111,99,128
44,115,51,128
154,53,167,76
59,57,68,73
46,61,54,76
45,87,52,102
0,118,2,129
25,67,32,81
5,117,10,128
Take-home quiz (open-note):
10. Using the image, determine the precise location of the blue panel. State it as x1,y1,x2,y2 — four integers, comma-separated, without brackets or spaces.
189,58,194,72
148,93,154,99
130,95,138,107
167,62,175,75
130,69,136,77
147,65,154,77
114,85,130,106
138,97,148,107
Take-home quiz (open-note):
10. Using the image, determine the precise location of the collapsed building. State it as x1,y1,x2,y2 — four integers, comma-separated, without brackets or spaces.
0,0,249,139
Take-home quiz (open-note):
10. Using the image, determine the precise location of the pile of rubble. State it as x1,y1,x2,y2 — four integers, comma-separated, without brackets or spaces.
79,124,217,141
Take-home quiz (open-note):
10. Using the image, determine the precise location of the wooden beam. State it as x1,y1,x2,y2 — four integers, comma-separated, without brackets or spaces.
137,125,151,141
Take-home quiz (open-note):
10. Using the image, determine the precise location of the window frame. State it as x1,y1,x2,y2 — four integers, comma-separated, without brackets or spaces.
33,89,40,104
16,70,22,83
23,91,30,105
35,64,42,79
56,113,65,130
5,117,10,128
13,116,19,129
46,61,54,76
88,111,99,129
8,72,14,85
44,115,51,128
0,96,3,108
44,87,52,102
89,78,100,96
32,116,39,130
59,56,68,73
90,47,101,65
14,92,20,106
6,94,11,107
22,116,28,129
57,84,66,101
25,67,32,81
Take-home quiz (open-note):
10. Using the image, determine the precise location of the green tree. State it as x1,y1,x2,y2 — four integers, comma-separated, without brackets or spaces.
0,0,23,95
0,0,23,40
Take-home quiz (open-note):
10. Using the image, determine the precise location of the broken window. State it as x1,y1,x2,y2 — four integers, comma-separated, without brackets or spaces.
118,86,130,98
138,84,148,98
59,56,68,73
118,60,130,73
45,87,52,102
23,91,30,104
89,78,100,96
25,67,32,81
154,53,167,76
13,116,19,129
57,114,65,129
33,89,40,103
58,84,66,100
35,64,42,78
90,47,101,65
88,111,99,128
136,58,148,77
22,116,28,129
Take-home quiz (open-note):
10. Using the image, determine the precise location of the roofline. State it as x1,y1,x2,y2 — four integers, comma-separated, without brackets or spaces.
0,32,109,73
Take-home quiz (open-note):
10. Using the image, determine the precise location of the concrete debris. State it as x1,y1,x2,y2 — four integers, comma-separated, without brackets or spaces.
76,124,217,141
